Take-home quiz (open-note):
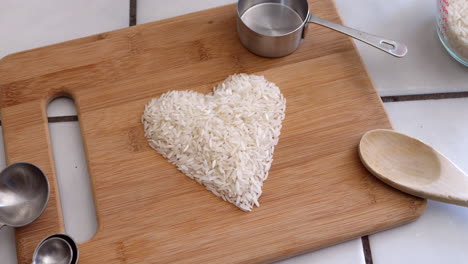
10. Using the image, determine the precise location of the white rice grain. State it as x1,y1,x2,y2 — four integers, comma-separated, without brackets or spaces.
445,0,468,59
142,74,286,211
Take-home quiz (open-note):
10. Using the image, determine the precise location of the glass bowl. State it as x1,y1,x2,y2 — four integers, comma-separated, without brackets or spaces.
436,0,468,67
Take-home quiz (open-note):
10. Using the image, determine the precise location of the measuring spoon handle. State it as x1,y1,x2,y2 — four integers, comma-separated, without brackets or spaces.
308,14,407,57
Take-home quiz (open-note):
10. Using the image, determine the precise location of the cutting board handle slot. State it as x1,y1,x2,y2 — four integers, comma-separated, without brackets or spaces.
46,96,98,243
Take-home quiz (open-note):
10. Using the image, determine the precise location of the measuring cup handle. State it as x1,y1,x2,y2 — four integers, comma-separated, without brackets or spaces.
308,15,408,57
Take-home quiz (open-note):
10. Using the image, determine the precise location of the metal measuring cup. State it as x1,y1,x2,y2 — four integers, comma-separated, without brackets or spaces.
237,0,407,58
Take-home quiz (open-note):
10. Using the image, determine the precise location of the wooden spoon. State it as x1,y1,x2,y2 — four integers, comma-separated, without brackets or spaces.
359,129,468,206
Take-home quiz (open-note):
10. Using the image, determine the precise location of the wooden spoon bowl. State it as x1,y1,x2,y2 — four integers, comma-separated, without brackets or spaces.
359,129,468,207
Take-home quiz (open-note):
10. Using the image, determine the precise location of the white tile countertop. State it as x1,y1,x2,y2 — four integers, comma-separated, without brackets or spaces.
1,0,467,263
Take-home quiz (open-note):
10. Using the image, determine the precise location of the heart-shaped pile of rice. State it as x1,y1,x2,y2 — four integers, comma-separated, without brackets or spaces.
142,74,286,211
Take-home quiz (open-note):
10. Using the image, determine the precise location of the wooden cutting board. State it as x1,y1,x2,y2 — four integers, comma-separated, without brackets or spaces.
0,1,426,263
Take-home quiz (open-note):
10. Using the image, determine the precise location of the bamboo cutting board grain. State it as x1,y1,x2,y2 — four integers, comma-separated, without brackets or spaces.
0,1,426,263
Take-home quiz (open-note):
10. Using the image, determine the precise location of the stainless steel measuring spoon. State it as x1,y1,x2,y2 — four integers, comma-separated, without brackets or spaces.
237,0,408,58
33,233,79,264
32,237,73,264
0,162,49,230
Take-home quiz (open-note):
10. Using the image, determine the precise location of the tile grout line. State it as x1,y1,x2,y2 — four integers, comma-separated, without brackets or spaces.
381,91,468,102
1,92,467,124
48,116,79,123
130,0,137,26
15,91,467,125
361,236,374,264
0,116,79,126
